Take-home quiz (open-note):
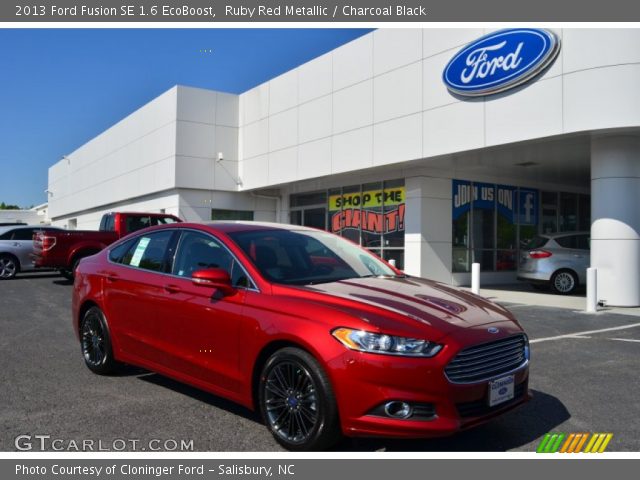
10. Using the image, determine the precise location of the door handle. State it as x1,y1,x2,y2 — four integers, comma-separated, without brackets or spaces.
105,273,119,282
12,242,19,247
164,284,182,294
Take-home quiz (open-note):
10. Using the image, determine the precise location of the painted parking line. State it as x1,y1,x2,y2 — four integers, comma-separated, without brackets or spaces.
529,322,640,343
607,337,640,343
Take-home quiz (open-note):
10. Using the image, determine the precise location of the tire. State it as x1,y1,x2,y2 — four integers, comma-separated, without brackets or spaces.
80,306,118,375
60,269,74,281
62,255,84,281
0,254,19,280
258,347,341,451
550,269,578,295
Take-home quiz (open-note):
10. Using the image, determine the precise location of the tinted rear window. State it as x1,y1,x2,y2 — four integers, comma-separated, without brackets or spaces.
555,235,577,249
576,235,590,250
526,236,549,250
125,215,179,233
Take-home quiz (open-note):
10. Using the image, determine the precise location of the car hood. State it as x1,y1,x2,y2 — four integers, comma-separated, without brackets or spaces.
279,276,517,340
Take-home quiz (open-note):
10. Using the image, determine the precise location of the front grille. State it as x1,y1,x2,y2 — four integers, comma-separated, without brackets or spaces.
456,382,526,418
445,334,527,383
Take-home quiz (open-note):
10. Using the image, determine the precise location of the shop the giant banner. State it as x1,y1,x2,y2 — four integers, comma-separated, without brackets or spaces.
330,187,405,234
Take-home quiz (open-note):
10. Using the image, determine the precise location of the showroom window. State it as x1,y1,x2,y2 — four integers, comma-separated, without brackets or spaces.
452,180,590,272
290,179,405,269
290,191,327,230
540,192,591,234
211,209,254,221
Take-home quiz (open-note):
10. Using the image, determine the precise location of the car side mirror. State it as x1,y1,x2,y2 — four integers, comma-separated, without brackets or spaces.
192,268,236,296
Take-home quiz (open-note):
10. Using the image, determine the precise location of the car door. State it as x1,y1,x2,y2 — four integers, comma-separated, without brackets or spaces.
555,234,589,283
8,227,37,272
100,229,180,367
152,229,251,396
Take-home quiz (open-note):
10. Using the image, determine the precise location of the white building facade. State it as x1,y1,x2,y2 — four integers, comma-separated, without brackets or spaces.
47,28,640,306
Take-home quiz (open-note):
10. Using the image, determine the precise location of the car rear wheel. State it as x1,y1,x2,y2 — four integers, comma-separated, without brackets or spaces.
0,254,19,280
60,269,73,281
550,269,578,295
80,306,118,374
61,255,85,281
259,347,341,451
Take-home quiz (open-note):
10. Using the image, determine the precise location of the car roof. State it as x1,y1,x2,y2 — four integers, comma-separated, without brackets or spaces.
0,224,58,233
106,211,180,217
541,231,590,239
199,221,319,234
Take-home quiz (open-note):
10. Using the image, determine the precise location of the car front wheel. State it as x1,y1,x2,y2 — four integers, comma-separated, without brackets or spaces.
551,269,578,295
80,306,118,374
0,254,19,280
259,347,341,451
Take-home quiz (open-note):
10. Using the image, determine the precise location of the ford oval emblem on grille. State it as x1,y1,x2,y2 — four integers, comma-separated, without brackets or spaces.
487,327,500,334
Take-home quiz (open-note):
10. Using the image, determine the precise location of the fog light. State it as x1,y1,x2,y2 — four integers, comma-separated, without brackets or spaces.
384,401,413,419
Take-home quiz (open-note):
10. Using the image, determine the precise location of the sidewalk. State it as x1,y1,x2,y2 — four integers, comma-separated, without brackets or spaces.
463,284,640,318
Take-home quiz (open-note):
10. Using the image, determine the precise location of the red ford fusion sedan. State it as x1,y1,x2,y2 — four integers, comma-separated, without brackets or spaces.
72,222,530,450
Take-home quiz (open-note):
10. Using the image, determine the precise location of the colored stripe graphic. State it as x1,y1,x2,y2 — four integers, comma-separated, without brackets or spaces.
574,433,590,453
537,433,613,453
550,433,566,453
536,433,552,453
584,433,614,453
559,433,575,453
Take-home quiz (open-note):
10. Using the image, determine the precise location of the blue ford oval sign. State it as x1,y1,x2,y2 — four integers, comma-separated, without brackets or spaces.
443,29,560,97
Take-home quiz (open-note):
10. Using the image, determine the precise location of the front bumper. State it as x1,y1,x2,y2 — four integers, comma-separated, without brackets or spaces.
328,323,531,438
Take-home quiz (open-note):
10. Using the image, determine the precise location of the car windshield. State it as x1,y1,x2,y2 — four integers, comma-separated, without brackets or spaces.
228,229,402,285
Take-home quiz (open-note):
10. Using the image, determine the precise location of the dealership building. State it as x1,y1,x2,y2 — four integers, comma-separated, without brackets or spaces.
47,28,640,306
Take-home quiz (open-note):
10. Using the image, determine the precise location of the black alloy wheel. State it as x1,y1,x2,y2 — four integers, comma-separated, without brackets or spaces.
80,306,117,374
259,347,340,450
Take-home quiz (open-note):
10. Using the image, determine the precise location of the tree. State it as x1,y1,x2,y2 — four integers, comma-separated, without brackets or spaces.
0,202,21,210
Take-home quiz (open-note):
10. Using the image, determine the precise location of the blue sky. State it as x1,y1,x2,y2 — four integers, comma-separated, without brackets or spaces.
0,28,372,207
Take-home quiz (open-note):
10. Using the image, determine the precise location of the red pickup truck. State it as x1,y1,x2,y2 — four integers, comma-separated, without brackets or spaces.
33,212,181,279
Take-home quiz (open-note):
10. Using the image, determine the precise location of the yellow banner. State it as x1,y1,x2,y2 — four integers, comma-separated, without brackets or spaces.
329,187,405,211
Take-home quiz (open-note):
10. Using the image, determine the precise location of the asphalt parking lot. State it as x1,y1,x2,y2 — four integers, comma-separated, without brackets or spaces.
1,273,639,452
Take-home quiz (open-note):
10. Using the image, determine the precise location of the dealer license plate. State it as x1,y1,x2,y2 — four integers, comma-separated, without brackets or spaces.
488,374,515,407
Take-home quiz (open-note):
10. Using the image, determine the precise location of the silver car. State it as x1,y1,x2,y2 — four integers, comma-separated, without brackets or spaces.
518,232,590,295
0,225,61,279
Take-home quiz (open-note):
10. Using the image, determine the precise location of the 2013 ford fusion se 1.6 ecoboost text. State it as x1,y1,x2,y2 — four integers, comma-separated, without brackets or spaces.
72,221,530,450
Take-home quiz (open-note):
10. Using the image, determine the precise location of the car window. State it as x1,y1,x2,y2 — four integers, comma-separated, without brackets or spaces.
555,235,577,249
172,231,253,288
126,216,152,233
151,216,179,226
108,238,137,264
526,236,549,250
11,228,35,241
104,215,115,231
121,230,175,273
576,235,590,251
230,262,253,288
0,230,13,240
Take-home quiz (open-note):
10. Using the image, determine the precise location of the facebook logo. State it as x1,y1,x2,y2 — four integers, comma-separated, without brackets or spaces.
518,189,538,225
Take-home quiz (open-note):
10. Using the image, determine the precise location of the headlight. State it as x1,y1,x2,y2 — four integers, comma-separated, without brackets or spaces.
332,328,442,357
